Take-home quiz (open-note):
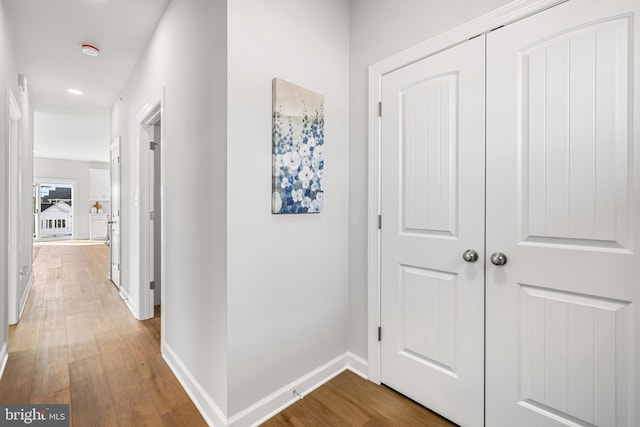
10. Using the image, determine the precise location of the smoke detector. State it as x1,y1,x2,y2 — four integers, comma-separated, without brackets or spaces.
81,43,100,56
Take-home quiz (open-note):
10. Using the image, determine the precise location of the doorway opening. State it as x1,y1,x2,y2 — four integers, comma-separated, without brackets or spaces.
110,138,121,289
137,95,164,323
8,88,28,326
34,181,76,240
149,119,162,311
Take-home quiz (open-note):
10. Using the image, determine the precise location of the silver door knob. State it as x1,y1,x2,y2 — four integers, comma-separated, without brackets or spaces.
462,249,479,263
490,252,508,266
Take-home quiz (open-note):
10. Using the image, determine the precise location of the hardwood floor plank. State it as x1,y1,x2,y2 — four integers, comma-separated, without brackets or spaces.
263,413,308,427
31,329,70,400
101,348,148,403
7,320,40,357
3,241,457,427
0,242,205,427
161,401,208,427
30,387,71,405
68,354,119,427
114,394,165,427
262,371,457,427
309,381,371,424
0,353,36,404
271,395,348,427
66,311,100,363
142,353,191,414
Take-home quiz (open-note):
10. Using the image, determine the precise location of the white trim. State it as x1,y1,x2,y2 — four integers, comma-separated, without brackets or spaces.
34,178,79,239
231,353,348,426
110,136,121,151
109,137,121,290
9,88,21,121
366,0,566,384
136,90,165,321
158,94,167,357
17,273,34,321
162,350,367,426
162,342,226,426
34,235,88,242
118,286,138,319
8,88,21,325
346,351,369,380
0,343,8,382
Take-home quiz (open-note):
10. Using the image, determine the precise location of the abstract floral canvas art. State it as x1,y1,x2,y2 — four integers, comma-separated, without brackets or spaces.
272,78,325,214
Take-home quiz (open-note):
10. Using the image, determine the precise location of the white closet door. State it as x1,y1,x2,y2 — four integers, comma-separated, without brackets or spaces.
380,36,485,427
486,0,640,425
110,141,121,289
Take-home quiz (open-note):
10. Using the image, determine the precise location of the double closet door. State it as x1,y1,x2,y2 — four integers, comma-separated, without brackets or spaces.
380,0,640,426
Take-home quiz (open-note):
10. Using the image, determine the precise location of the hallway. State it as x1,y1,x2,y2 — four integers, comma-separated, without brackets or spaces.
0,242,206,426
1,241,462,426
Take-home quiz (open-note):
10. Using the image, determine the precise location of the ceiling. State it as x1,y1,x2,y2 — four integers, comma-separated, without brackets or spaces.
5,0,171,161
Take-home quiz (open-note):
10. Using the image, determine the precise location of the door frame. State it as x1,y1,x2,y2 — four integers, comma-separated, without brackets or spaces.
136,91,165,325
366,0,566,384
110,136,121,289
8,88,22,325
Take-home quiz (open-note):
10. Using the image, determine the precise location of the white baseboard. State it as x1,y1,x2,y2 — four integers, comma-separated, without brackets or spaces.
346,351,369,379
161,348,370,427
17,273,35,322
0,342,8,382
118,287,138,319
232,353,350,427
162,342,227,426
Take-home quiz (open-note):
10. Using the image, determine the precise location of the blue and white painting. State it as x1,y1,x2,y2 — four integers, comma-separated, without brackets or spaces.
272,78,324,214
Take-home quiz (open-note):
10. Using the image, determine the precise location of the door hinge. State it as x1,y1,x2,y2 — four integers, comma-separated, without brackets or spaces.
149,211,155,220
150,141,158,150
378,101,382,117
377,214,382,230
150,281,156,290
378,326,382,341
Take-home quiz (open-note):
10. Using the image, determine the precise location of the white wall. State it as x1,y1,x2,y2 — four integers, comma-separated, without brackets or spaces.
227,0,350,417
113,0,349,421
111,0,531,422
347,0,514,359
111,0,228,419
0,0,14,365
34,157,110,239
34,112,110,163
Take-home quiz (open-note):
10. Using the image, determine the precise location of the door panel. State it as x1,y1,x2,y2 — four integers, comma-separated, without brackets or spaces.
381,36,485,427
486,0,640,425
110,141,121,288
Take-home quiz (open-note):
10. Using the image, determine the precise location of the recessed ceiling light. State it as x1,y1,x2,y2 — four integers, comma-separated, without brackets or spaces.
81,43,100,56
68,89,83,95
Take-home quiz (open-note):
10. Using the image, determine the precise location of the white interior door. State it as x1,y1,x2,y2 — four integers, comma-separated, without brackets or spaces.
380,36,485,427
486,0,640,425
8,90,22,325
148,128,155,309
110,139,121,288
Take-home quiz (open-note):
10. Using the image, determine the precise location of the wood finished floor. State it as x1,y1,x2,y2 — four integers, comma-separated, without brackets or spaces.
0,242,206,426
263,370,456,426
1,241,456,427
